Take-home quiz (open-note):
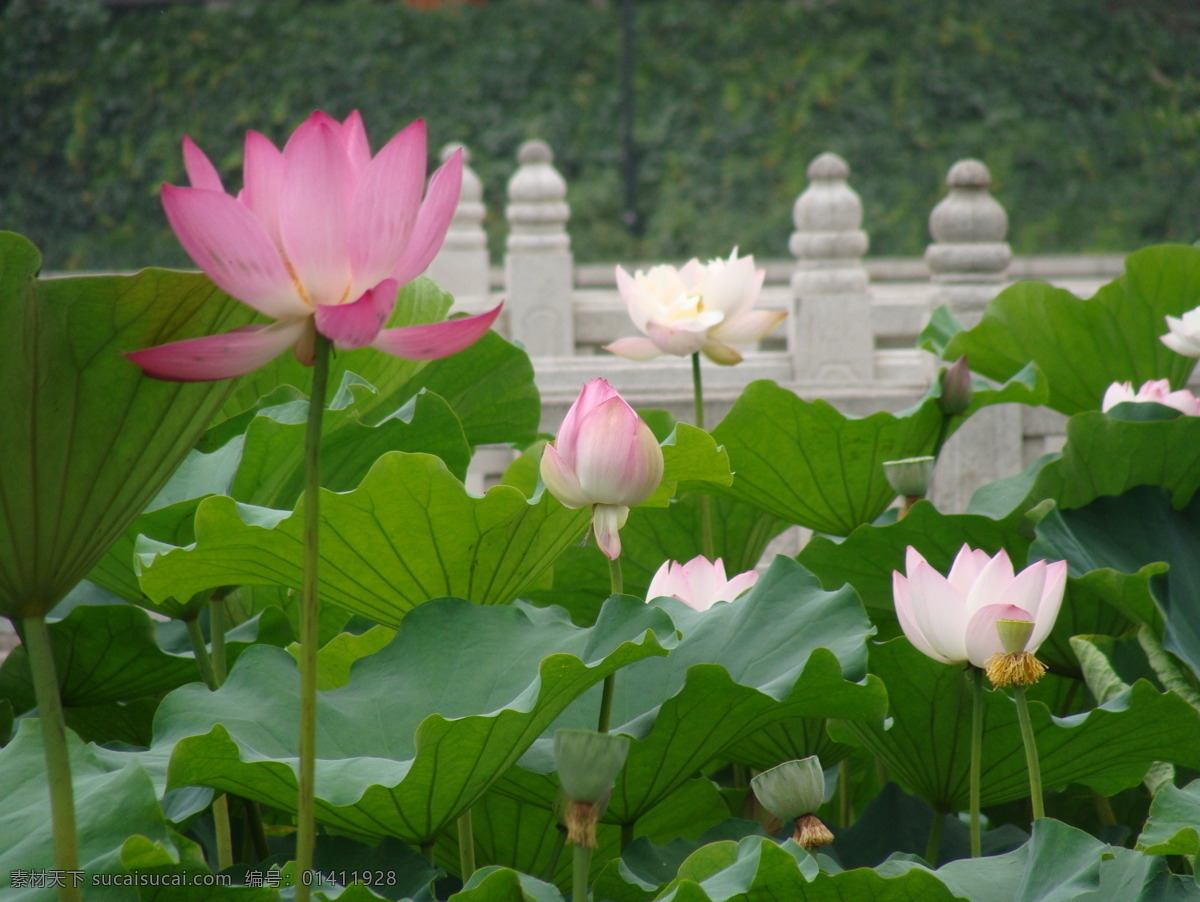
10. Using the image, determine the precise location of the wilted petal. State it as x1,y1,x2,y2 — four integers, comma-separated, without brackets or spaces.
161,185,306,319
349,118,427,291
389,149,463,287
125,321,305,382
370,303,501,360
700,337,744,366
604,336,662,361
539,444,593,509
182,136,223,192
592,503,630,560
315,279,398,349
965,603,1033,668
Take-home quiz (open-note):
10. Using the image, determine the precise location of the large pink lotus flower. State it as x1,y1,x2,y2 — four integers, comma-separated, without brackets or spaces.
1102,379,1200,416
540,379,664,559
604,249,786,366
646,555,758,611
126,111,501,381
892,545,1066,668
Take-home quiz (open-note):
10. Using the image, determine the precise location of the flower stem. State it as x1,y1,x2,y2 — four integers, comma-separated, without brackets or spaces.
23,615,82,902
296,332,332,902
1013,685,1045,821
572,842,592,902
598,555,623,734
838,759,852,826
183,616,233,869
924,809,945,866
970,667,983,858
185,617,218,691
457,807,476,880
691,352,715,559
210,592,228,684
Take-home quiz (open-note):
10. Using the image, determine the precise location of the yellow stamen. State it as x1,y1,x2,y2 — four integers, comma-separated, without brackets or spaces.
984,651,1046,687
793,814,834,850
565,800,599,849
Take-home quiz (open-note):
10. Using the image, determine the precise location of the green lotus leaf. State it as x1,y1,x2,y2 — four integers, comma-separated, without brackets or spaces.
830,639,1200,812
497,558,887,828
452,867,564,902
643,423,733,506
653,835,960,901
0,232,256,618
137,452,592,626
936,244,1200,415
0,719,172,895
1137,780,1200,856
156,596,673,846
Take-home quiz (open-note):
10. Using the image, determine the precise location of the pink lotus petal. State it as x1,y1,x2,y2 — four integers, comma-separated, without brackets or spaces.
371,302,502,361
338,110,372,180
556,378,621,464
279,114,353,307
996,559,1047,617
724,568,759,600
182,136,223,192
574,397,664,506
965,603,1033,668
592,503,629,560
539,444,593,509
389,149,463,287
947,544,993,597
315,279,399,349
646,560,679,602
893,570,953,664
616,266,651,333
700,337,743,366
647,321,711,357
1027,559,1068,651
963,548,1015,613
242,131,286,249
710,308,787,345
604,336,663,361
161,185,306,319
350,118,427,292
125,321,305,382
909,560,971,663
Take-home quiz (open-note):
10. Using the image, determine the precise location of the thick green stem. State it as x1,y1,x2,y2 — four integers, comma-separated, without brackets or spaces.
598,555,623,733
23,615,82,902
1013,685,1045,821
184,617,218,691
185,615,233,868
296,333,332,902
243,795,270,861
970,667,983,858
924,810,945,865
458,808,476,880
691,352,715,559
572,843,592,902
838,759,852,827
210,593,228,685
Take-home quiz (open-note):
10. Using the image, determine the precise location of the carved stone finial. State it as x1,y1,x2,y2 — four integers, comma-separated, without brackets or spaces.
506,139,570,253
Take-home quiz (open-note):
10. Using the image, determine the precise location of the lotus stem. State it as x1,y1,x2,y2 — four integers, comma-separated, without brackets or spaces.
691,352,715,559
598,556,622,733
925,809,945,866
296,332,332,902
210,592,228,684
970,666,983,858
457,808,476,880
184,615,233,868
23,615,82,902
184,617,218,691
1013,685,1045,821
572,842,591,902
838,759,851,826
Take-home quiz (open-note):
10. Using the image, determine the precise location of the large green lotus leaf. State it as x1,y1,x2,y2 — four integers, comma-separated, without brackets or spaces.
643,424,733,506
721,718,853,773
0,604,200,714
497,558,887,827
921,817,1200,902
156,596,673,845
232,381,471,508
0,719,172,900
452,867,564,902
1138,780,1200,856
703,380,943,535
830,639,1200,812
0,232,256,619
437,778,730,889
937,244,1200,415
1031,487,1200,680
523,494,786,628
653,836,961,902
137,452,592,626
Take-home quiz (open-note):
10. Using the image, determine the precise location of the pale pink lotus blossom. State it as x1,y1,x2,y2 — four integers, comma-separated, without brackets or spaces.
892,545,1066,668
126,111,501,381
540,379,664,559
605,249,786,366
1101,379,1200,416
1162,309,1200,358
646,555,758,611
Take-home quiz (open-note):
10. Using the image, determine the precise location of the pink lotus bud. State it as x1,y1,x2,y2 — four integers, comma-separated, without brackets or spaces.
540,379,664,559
646,555,758,611
938,358,973,415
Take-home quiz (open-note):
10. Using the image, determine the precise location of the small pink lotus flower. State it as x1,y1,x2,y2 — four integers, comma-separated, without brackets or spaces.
892,545,1066,668
126,111,501,381
605,249,786,366
646,555,758,611
539,379,664,559
1102,380,1200,416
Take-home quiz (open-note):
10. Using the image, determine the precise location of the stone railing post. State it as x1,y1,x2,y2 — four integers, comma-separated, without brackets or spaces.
924,159,1011,328
790,152,873,383
504,139,574,357
425,143,490,302
926,159,1020,513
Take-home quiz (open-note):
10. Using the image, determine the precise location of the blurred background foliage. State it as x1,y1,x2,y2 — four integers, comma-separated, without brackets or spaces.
3,0,1200,271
